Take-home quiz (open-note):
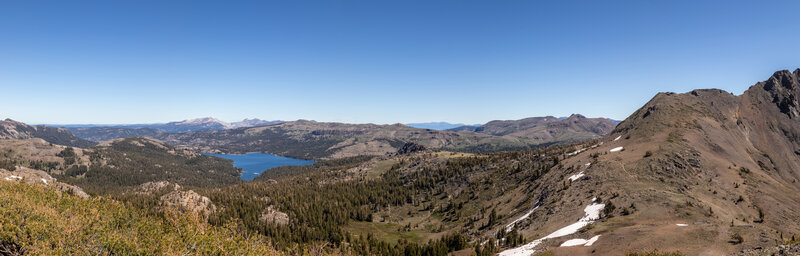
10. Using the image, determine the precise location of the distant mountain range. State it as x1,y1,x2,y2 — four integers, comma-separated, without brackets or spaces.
404,122,480,130
448,114,616,142
4,115,617,160
155,115,616,160
61,117,281,141
406,118,620,131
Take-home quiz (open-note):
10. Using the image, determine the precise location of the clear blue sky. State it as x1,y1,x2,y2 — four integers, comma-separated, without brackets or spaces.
1,1,799,125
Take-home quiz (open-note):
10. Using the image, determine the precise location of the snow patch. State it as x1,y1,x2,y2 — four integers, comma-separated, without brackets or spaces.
506,204,540,232
676,223,688,227
4,175,22,181
585,162,591,167
560,235,601,247
499,201,605,256
568,172,585,182
609,147,623,152
41,178,48,184
585,235,600,246
614,135,621,141
566,148,588,157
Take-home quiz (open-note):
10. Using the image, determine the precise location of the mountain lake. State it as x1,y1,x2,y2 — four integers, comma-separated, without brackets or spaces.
203,152,315,181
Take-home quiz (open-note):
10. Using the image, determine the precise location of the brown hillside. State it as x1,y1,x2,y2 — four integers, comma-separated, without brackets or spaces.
519,69,800,255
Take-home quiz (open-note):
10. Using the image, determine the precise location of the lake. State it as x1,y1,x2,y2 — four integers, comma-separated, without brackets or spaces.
203,152,315,181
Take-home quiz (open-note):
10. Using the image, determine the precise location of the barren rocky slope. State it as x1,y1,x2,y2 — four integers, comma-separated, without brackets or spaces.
495,69,800,255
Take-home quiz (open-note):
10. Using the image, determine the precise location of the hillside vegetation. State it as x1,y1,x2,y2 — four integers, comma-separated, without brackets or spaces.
58,137,243,195
0,182,277,255
0,137,242,195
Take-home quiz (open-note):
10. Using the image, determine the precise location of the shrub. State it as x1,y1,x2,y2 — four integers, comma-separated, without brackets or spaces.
729,233,744,244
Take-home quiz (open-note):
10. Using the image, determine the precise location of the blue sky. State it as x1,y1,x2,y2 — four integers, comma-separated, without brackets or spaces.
1,1,799,124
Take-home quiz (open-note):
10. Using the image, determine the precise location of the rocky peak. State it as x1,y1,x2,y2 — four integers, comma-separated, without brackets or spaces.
757,69,800,118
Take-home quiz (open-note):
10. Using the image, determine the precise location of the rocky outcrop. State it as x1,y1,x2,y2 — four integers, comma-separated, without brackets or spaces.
260,206,289,225
397,142,426,155
133,181,181,194
0,166,89,199
159,190,216,219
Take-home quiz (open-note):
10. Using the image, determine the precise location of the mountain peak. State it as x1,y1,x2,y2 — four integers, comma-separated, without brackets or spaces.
750,68,800,118
176,117,229,126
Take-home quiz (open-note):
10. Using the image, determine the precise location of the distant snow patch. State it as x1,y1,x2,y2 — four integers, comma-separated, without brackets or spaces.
568,172,585,182
566,148,587,157
676,223,688,227
609,147,623,152
614,135,621,141
585,162,591,167
505,203,540,232
499,201,605,256
41,178,47,184
560,235,601,247
4,175,22,181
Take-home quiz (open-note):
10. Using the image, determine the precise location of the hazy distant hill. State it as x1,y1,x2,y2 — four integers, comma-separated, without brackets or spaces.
64,117,281,141
155,120,540,160
404,122,478,130
0,119,96,148
448,114,616,142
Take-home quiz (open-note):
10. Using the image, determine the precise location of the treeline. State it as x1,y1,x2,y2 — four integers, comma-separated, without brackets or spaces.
201,145,567,255
55,138,242,195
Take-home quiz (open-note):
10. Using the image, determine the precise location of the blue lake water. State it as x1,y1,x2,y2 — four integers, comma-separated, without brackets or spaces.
203,152,315,181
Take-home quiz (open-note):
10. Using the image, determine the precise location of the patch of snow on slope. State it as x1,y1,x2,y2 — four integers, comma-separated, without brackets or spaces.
499,202,605,256
560,235,601,247
609,147,623,152
506,204,540,232
41,178,47,184
566,148,587,156
584,235,600,246
676,223,688,227
614,135,621,141
560,238,588,247
585,162,591,167
568,172,585,182
4,175,22,181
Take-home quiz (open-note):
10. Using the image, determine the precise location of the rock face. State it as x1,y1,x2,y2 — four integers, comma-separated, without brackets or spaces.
0,166,89,199
159,190,216,219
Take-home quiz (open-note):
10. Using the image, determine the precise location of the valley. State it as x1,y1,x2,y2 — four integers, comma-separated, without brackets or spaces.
2,70,800,255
